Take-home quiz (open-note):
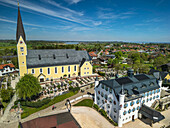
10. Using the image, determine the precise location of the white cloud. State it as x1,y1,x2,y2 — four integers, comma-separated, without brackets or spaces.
71,27,91,31
93,21,102,26
46,0,83,16
65,0,82,4
0,0,87,26
98,10,135,20
0,17,43,27
145,18,162,23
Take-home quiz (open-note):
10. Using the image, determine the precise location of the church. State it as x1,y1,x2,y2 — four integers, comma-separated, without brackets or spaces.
16,3,92,82
94,69,164,127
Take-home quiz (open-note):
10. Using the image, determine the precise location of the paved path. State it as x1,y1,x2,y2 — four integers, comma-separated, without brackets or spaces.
71,106,115,128
0,93,17,122
22,88,94,123
0,93,18,128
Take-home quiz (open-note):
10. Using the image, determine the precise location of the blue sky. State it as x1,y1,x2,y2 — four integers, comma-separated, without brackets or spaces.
0,0,170,42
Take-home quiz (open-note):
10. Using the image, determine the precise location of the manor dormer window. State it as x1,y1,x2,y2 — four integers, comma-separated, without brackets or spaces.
133,86,138,90
141,84,147,88
149,82,154,86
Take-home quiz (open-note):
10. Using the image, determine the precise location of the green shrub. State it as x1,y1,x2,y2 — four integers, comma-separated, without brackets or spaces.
69,81,73,85
93,104,99,111
98,109,118,126
98,71,105,76
69,86,73,90
15,98,51,108
99,109,107,117
21,90,78,119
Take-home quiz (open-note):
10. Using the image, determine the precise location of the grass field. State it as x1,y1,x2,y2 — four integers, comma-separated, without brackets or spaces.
74,99,93,108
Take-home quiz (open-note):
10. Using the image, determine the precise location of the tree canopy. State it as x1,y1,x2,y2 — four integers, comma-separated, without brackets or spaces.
0,87,14,102
16,74,41,100
153,55,168,68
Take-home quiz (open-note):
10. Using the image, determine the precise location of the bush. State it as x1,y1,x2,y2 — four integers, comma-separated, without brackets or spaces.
98,71,105,76
93,104,99,111
15,98,51,108
99,109,107,117
21,90,79,119
69,86,73,90
69,81,73,85
98,109,118,126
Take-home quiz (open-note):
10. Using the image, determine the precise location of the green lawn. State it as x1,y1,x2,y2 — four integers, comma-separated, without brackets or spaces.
21,90,79,119
74,99,93,108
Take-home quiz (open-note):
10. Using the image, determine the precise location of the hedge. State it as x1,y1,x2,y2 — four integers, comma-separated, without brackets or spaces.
93,104,99,111
15,98,51,108
21,90,79,119
98,71,105,76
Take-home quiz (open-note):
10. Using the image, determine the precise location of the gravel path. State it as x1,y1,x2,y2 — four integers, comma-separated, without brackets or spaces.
71,107,115,128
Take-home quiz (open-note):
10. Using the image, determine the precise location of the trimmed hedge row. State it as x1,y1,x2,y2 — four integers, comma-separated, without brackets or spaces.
93,104,99,111
21,90,79,119
15,98,51,108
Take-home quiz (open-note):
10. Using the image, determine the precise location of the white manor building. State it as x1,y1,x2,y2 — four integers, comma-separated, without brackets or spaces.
0,64,15,76
94,69,164,127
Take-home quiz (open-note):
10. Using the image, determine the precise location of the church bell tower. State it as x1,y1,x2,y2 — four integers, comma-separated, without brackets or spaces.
16,1,27,77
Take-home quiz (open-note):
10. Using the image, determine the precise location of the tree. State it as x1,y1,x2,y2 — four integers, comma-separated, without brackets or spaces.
114,51,123,59
0,87,14,102
11,57,18,68
153,55,167,68
107,58,113,65
16,74,41,100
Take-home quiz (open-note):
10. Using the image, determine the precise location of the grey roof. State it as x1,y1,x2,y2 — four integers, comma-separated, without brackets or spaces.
16,6,26,42
149,69,169,80
99,74,160,101
26,49,91,68
139,105,165,123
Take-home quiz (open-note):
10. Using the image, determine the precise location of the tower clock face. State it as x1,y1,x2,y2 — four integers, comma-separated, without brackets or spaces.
20,41,23,44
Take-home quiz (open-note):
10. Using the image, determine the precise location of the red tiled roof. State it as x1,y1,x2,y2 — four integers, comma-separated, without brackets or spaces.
0,64,15,69
89,51,97,57
22,112,81,128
